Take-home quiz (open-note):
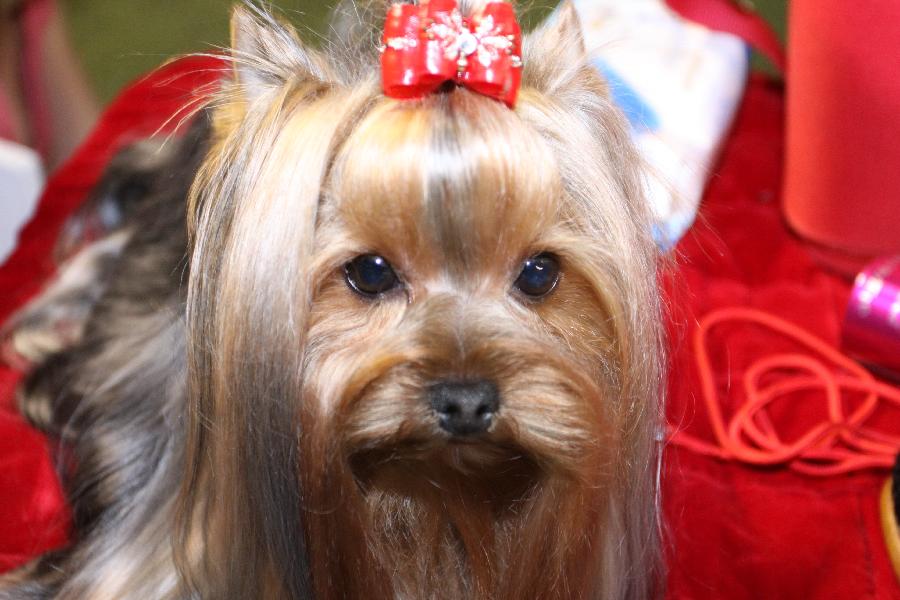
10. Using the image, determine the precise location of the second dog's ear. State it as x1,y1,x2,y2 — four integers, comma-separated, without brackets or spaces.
522,1,607,99
230,5,330,102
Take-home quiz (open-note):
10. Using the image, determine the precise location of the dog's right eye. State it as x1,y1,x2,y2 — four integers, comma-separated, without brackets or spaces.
345,254,400,297
514,252,560,298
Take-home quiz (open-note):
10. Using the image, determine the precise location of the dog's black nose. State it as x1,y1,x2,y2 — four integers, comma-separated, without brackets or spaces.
428,380,500,436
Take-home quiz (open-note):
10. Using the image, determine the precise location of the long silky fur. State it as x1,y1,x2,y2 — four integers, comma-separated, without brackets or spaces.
0,2,665,599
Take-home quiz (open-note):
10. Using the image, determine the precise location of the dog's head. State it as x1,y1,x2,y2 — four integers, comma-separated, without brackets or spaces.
183,3,663,598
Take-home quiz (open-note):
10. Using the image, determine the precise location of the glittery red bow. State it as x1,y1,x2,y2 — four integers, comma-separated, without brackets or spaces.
381,0,523,108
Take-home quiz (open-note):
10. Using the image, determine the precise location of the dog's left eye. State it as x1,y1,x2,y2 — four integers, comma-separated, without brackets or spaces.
345,254,400,297
514,253,560,298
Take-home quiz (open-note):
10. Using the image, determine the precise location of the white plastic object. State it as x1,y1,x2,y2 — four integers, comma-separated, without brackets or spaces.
571,0,749,249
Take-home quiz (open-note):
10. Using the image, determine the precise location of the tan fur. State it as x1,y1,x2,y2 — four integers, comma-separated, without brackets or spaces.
183,2,664,598
0,2,663,599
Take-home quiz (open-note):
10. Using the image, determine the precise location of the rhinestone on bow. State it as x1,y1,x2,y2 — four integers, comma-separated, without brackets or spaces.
384,7,522,74
428,10,520,73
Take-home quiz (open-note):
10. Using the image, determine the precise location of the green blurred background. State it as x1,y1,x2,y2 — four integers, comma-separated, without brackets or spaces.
61,0,787,104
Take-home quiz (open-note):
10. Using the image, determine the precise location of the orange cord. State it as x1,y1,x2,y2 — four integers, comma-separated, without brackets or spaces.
668,307,900,475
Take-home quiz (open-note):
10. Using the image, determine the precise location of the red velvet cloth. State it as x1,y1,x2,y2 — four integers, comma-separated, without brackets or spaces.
1,58,898,598
664,76,900,599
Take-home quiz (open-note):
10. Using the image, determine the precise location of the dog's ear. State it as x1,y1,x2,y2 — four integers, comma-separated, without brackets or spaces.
521,1,607,98
230,4,330,101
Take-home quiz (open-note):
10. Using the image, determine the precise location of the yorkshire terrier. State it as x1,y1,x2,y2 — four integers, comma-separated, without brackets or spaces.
0,1,664,598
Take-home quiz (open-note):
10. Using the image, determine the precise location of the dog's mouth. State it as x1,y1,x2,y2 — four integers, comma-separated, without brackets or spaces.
347,438,543,513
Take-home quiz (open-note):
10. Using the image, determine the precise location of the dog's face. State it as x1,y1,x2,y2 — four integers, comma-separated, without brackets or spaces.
305,92,618,499
184,4,662,598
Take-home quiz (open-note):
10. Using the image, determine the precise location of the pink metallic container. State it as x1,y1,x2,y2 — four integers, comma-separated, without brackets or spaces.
843,257,900,375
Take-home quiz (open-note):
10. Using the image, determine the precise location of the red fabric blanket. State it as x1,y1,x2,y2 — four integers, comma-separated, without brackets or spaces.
663,79,899,598
1,58,897,598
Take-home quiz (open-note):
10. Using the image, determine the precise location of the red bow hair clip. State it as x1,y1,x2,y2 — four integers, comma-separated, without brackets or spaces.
381,0,523,108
